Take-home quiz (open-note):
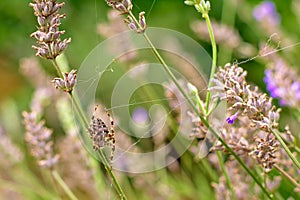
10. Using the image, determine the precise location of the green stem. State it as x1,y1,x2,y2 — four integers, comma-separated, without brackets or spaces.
70,93,127,200
191,90,206,115
143,32,196,111
52,59,64,78
274,164,300,188
51,170,79,200
129,12,191,104
51,60,127,200
128,8,272,199
271,129,300,169
69,92,89,128
216,151,237,200
263,173,267,200
203,13,217,115
97,151,127,200
140,21,272,200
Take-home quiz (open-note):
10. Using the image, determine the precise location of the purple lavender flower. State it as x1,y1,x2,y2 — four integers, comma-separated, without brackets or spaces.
212,64,282,172
291,82,300,100
263,56,300,107
253,1,280,26
264,69,280,98
132,107,148,125
226,112,239,124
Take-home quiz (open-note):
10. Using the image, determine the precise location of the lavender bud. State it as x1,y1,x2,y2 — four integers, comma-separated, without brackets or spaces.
52,69,77,93
114,2,127,13
184,1,195,6
187,82,198,95
37,16,46,26
139,11,147,32
122,0,132,12
128,21,138,32
52,78,65,88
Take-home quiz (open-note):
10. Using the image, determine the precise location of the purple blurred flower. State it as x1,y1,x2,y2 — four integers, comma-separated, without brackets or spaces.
226,111,240,124
264,69,288,106
291,82,300,100
132,107,148,124
253,1,280,26
264,69,279,98
263,56,300,107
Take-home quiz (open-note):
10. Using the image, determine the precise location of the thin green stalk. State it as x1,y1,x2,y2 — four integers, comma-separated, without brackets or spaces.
271,129,300,169
190,86,206,114
200,158,218,182
71,94,127,200
139,22,273,200
143,32,195,109
52,170,79,200
52,59,64,78
263,172,267,200
70,93,127,199
203,13,217,115
129,9,272,199
97,151,127,200
69,92,89,128
274,164,300,189
216,151,237,200
51,59,127,200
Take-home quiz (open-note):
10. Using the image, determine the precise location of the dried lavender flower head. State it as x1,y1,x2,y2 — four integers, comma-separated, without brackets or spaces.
212,63,280,131
106,0,133,14
30,0,71,59
52,69,77,93
105,0,147,33
211,63,283,172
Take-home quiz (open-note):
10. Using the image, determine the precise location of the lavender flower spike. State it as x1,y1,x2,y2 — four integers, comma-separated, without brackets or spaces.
212,63,282,172
52,69,77,93
106,0,133,14
105,0,147,34
30,0,71,59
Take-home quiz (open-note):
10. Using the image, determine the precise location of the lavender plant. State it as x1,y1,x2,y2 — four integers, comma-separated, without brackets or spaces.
100,0,300,199
26,0,127,199
15,0,300,199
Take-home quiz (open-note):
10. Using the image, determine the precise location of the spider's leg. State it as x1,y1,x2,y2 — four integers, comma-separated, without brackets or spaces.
106,111,116,164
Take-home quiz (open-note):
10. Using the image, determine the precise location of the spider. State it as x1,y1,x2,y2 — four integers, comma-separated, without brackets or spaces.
88,105,116,165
